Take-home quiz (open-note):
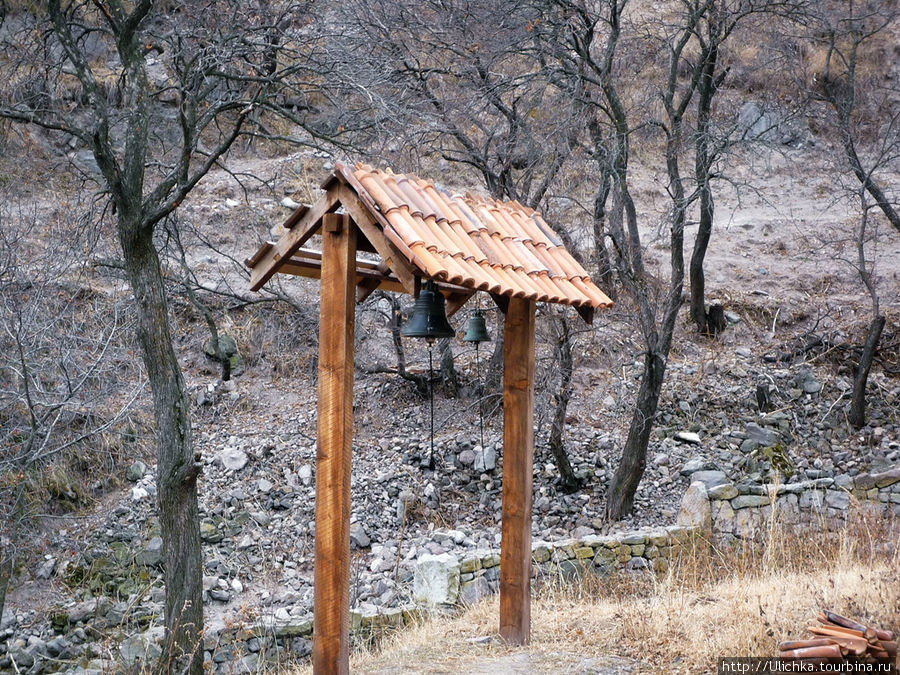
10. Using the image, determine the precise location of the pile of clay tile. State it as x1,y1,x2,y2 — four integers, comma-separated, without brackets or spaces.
778,609,897,662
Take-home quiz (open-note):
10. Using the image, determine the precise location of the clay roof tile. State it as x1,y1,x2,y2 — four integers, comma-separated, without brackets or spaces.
337,162,611,310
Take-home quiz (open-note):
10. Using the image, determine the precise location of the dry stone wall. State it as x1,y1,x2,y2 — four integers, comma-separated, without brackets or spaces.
677,465,900,540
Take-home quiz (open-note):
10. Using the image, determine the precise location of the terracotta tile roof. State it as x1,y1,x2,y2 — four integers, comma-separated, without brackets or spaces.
337,162,612,310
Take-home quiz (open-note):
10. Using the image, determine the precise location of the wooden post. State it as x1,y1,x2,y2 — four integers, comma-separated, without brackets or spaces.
499,297,536,645
313,213,356,674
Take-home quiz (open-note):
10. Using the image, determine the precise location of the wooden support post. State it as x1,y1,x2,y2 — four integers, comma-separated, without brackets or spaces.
499,297,536,645
313,213,356,674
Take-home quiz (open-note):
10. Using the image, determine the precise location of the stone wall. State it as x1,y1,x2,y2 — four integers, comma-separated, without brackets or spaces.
182,523,703,670
677,465,900,541
411,524,703,608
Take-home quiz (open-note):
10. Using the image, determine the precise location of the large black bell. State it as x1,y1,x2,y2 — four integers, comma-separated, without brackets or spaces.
463,309,490,343
402,280,455,340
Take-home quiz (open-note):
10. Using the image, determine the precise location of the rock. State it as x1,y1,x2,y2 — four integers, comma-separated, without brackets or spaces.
209,589,231,602
482,445,497,471
680,457,717,475
676,481,711,530
130,486,150,501
652,453,670,467
250,511,270,527
349,522,370,549
126,461,147,482
707,482,739,500
200,521,223,543
281,196,301,209
135,537,163,567
298,464,313,486
712,499,735,533
45,636,72,658
257,478,273,494
474,445,497,473
731,495,770,509
8,648,34,669
674,431,701,445
413,553,460,605
225,198,241,208
795,367,822,394
458,576,491,605
690,470,728,489
458,449,476,467
745,423,779,447
218,447,248,471
726,312,743,325
824,490,850,509
35,556,57,579
119,628,164,664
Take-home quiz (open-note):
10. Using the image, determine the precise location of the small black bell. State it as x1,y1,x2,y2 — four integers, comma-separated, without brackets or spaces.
463,309,490,343
402,280,455,341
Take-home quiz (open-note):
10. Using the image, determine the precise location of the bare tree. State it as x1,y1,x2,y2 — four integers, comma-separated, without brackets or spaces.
0,2,348,669
544,309,580,492
800,0,899,426
342,0,593,473
537,0,801,518
0,196,141,623
847,193,886,427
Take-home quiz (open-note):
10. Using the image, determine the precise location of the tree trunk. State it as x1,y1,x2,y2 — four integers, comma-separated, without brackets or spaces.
119,220,203,675
0,554,10,626
591,168,616,299
388,294,427,395
0,482,24,624
689,181,713,332
547,316,579,492
605,347,666,520
439,337,459,394
690,35,719,332
485,309,505,393
848,314,885,428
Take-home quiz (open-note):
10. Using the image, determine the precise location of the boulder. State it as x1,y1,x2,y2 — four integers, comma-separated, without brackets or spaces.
135,537,163,568
413,553,460,606
349,522,370,549
676,481,711,531
458,576,491,606
674,431,701,445
218,447,248,471
690,470,729,489
745,423,779,447
126,461,147,482
119,627,164,665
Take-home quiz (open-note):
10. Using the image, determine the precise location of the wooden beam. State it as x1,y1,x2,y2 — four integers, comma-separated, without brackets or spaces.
575,304,595,325
336,184,418,295
356,262,393,304
277,258,406,295
499,297,535,645
445,291,474,318
490,292,510,315
249,188,342,291
313,213,356,675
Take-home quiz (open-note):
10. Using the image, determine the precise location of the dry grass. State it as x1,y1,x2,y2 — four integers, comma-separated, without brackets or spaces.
294,511,900,674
